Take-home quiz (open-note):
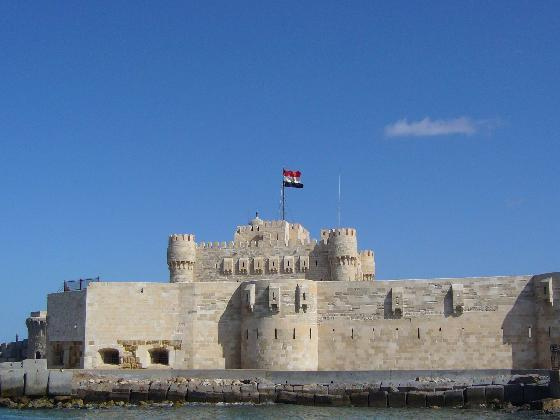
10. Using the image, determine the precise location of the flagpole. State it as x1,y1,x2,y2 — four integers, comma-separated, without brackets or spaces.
282,168,285,221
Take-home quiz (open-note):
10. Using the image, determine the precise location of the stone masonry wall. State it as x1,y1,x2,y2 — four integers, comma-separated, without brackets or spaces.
316,275,537,370
82,282,183,369
533,273,560,368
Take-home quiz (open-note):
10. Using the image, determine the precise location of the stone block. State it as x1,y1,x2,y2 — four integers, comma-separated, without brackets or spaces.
388,391,406,408
465,386,485,408
240,383,257,393
295,392,315,405
327,383,347,395
523,384,550,403
277,390,297,404
314,393,349,406
302,383,326,394
188,390,223,403
77,383,111,402
167,383,187,401
504,383,523,406
0,369,24,397
238,391,259,404
148,381,170,401
369,390,387,408
0,362,21,370
426,391,444,407
485,385,504,405
350,391,369,406
406,391,426,408
129,383,150,402
22,359,47,371
24,368,48,396
47,370,73,397
345,384,366,395
444,389,464,408
257,382,276,403
109,385,131,402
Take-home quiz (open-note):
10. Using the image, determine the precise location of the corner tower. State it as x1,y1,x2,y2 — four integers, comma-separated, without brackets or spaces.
26,311,47,359
167,234,196,283
327,228,359,281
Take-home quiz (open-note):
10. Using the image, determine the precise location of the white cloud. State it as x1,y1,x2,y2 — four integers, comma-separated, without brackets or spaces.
385,116,479,138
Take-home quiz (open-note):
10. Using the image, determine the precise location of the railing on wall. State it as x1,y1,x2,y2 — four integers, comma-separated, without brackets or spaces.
63,277,100,292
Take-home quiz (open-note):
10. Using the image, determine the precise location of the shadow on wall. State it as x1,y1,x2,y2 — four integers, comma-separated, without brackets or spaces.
501,277,539,369
218,286,242,369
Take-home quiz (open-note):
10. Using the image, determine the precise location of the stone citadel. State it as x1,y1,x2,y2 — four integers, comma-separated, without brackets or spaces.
3,215,558,371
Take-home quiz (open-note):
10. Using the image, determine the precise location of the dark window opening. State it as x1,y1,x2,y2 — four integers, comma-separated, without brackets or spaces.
35,351,42,359
275,329,278,339
315,260,318,266
351,328,354,339
246,329,249,340
150,348,169,365
417,328,420,339
54,349,64,366
439,327,442,332
309,328,312,339
293,328,296,339
257,329,259,339
544,287,547,295
100,348,119,365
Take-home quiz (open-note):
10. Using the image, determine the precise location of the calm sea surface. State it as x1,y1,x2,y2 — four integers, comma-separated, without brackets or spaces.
0,404,558,420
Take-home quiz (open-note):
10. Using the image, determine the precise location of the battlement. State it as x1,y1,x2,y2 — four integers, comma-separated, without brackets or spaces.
360,250,374,257
327,228,356,238
196,238,317,249
168,234,195,243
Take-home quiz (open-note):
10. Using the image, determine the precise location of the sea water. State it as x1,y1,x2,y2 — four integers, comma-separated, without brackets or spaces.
0,404,556,420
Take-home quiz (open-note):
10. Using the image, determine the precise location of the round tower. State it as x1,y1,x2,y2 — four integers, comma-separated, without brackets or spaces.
328,228,359,281
360,250,375,281
167,234,196,283
26,311,47,359
240,279,318,370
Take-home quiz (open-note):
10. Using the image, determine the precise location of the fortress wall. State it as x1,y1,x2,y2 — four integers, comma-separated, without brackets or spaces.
533,273,560,368
46,290,87,369
47,291,86,342
316,276,537,370
240,279,318,370
82,282,183,369
188,282,242,369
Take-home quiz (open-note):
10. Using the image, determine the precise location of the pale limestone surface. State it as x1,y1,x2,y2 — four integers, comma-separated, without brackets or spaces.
45,218,558,371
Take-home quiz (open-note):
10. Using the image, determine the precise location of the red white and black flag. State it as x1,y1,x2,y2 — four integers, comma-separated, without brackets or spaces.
283,169,303,188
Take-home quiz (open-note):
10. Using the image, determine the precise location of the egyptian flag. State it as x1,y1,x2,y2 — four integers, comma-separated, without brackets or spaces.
283,169,303,188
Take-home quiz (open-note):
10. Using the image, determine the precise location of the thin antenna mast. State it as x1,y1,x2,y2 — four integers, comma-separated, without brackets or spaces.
338,173,341,227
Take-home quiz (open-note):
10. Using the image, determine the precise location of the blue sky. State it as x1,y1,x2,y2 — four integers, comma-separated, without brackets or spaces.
0,1,558,342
